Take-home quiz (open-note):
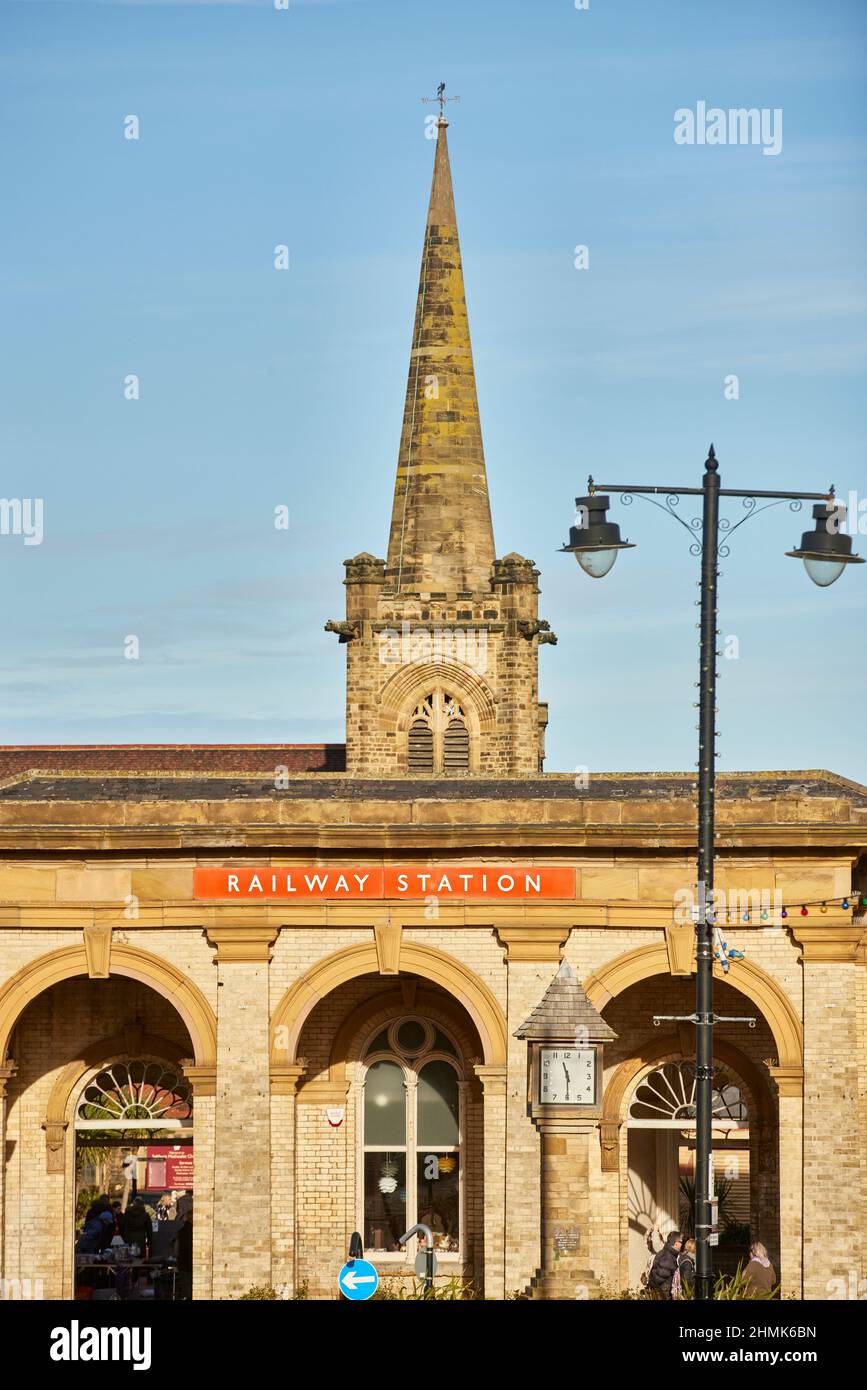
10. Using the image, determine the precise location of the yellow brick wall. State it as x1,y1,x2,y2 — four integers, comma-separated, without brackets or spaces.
0,910,864,1299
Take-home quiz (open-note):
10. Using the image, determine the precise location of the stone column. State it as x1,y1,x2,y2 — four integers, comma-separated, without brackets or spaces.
530,1122,600,1299
270,1065,305,1297
181,1064,217,1300
207,927,278,1299
768,1067,802,1298
473,1064,507,1298
0,1064,17,1288
794,925,861,1299
497,926,570,1294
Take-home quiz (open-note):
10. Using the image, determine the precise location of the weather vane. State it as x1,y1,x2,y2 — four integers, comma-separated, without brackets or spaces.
421,81,460,120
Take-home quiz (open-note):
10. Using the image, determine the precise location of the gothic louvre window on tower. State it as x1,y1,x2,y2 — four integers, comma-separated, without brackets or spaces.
406,691,470,775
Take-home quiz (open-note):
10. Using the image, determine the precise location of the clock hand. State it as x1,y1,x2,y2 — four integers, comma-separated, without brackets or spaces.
563,1062,570,1101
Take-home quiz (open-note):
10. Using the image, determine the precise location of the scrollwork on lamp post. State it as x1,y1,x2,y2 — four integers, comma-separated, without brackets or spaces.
560,445,863,1300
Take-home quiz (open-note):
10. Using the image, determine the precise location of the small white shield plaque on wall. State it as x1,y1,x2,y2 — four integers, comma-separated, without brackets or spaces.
326,1106,345,1128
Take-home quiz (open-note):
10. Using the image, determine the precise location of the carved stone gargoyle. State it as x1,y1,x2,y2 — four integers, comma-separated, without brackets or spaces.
324,620,359,643
517,618,558,645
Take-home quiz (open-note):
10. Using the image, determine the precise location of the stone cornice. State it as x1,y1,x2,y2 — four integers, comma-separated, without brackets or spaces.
296,1078,350,1105
767,1064,804,1098
790,925,864,964
0,901,859,934
205,926,280,963
495,926,570,962
270,1064,306,1096
473,1063,508,1095
179,1062,217,1097
0,823,864,853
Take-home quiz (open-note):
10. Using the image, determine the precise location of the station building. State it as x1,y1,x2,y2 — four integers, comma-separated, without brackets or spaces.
0,119,865,1301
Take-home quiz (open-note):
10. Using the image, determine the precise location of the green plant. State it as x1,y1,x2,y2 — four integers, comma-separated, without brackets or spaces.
371,1278,404,1300
75,1186,100,1221
596,1280,661,1300
238,1284,281,1300
371,1275,478,1301
679,1175,735,1237
678,1262,779,1301
720,1219,751,1246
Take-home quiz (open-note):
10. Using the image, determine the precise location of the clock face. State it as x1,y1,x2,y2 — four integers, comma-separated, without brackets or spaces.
539,1047,596,1106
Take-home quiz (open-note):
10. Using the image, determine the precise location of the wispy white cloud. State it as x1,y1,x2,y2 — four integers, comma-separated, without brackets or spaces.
8,0,357,7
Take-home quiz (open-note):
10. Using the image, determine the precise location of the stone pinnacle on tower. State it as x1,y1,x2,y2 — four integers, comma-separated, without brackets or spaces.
385,105,495,595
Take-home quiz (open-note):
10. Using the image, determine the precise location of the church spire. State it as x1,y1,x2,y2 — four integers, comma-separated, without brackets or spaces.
385,115,495,594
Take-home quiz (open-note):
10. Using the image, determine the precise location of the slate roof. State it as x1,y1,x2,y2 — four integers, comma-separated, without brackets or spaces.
515,962,617,1041
0,770,863,804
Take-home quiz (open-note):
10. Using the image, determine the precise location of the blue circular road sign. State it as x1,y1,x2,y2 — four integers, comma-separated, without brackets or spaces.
339,1258,379,1301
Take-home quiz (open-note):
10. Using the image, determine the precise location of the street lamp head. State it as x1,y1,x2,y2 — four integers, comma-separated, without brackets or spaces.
560,493,634,579
786,502,864,587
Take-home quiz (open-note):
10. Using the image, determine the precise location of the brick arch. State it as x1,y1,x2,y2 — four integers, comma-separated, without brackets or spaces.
583,943,802,1071
323,986,483,1090
380,660,497,732
270,942,507,1067
603,1033,774,1131
0,944,217,1068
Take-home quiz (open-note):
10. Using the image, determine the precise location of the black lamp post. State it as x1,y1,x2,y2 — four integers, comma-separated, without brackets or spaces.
562,446,862,1300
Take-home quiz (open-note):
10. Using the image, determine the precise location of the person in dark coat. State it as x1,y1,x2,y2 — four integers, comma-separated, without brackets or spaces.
76,1215,105,1255
648,1230,683,1297
84,1194,111,1224
121,1197,152,1257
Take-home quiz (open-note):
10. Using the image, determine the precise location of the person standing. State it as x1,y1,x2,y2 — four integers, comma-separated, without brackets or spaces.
742,1241,777,1296
121,1196,152,1258
641,1224,665,1287
121,1151,138,1206
648,1230,683,1298
674,1237,696,1298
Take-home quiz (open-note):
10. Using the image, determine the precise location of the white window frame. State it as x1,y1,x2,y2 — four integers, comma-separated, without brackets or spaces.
355,1016,465,1263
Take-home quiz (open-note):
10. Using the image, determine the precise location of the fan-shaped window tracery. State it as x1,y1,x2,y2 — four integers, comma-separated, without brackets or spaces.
628,1061,748,1129
76,1062,192,1130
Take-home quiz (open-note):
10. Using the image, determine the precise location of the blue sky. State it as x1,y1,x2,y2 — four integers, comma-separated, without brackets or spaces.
1,0,865,778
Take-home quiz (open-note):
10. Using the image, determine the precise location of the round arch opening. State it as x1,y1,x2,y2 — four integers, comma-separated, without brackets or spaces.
5,971,200,1302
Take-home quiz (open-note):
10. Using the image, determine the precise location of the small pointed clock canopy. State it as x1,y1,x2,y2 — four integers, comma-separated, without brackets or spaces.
515,961,617,1042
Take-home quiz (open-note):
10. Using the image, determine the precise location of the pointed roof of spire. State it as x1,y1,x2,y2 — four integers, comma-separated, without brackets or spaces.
515,962,618,1041
385,118,495,594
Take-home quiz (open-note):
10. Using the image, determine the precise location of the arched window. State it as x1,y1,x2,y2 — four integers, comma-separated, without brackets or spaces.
628,1061,748,1130
76,1061,193,1132
405,690,471,775
360,1017,462,1255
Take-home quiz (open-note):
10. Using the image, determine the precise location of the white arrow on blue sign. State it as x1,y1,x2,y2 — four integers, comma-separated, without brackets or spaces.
339,1258,379,1301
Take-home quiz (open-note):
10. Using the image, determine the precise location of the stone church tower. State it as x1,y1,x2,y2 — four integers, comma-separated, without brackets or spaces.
329,117,555,776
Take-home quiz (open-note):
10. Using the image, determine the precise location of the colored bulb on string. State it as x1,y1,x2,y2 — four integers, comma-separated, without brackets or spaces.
820,902,828,914
760,910,769,921
800,905,808,916
841,898,850,911
781,908,788,919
